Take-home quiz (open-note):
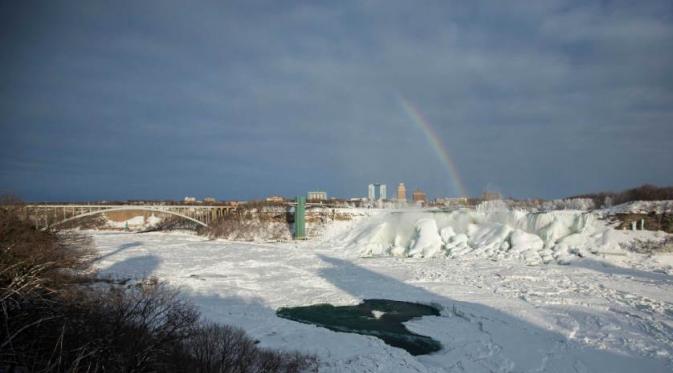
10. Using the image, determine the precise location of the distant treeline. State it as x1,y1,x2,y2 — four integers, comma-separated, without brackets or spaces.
570,184,673,207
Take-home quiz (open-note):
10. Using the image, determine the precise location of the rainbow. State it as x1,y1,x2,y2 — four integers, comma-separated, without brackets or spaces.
398,96,468,197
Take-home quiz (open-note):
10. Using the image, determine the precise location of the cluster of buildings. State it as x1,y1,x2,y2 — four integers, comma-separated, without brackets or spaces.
295,184,506,209
366,182,427,206
186,184,500,208
268,192,329,203
271,182,434,207
183,196,217,204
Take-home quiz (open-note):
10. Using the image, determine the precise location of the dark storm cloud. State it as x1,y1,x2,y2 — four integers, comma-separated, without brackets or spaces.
1,0,672,201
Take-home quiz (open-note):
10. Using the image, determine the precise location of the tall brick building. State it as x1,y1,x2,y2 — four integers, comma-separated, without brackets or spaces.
397,183,407,202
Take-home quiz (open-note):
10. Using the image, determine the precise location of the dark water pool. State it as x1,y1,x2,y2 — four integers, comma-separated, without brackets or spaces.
276,299,442,355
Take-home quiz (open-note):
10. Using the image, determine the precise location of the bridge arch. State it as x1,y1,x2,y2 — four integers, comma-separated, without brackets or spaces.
47,206,209,229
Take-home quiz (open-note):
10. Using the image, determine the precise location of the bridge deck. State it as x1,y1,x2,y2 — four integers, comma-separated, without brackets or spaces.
25,204,235,209
22,204,237,229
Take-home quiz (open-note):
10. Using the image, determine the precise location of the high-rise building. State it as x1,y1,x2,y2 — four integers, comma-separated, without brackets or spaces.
412,188,427,204
368,183,387,201
397,183,407,202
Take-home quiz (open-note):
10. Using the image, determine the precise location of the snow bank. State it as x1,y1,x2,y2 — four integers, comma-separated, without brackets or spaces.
106,214,163,230
540,198,595,211
339,204,671,265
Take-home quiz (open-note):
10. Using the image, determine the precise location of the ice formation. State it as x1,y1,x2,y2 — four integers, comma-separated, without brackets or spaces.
348,203,669,264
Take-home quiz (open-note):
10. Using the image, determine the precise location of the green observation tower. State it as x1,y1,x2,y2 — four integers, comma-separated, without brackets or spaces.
294,196,306,240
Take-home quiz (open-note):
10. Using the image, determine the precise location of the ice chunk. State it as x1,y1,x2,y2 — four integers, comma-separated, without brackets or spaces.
439,226,456,244
408,219,444,258
509,230,544,253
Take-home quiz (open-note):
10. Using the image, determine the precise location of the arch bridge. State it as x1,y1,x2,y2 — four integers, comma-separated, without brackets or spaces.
22,204,235,230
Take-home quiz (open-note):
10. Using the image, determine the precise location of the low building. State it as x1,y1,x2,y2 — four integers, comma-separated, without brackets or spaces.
265,195,285,203
482,192,502,201
348,197,367,208
307,191,327,201
412,188,427,205
203,197,217,203
434,197,468,207
184,196,196,203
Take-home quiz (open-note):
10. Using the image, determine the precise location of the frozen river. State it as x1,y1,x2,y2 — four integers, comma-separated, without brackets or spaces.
92,230,673,372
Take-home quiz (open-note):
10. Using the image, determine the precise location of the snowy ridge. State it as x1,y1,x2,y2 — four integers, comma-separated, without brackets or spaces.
337,203,670,265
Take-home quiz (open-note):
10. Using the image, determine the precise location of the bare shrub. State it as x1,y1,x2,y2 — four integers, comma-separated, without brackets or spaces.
180,322,318,373
0,194,23,214
206,206,293,241
56,214,108,230
623,236,673,254
1,279,198,372
2,281,318,372
620,184,673,203
67,280,199,372
1,204,318,373
0,208,94,295
207,219,257,239
571,184,673,207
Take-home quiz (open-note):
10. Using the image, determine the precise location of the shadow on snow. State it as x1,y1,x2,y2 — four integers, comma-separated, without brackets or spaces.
314,255,670,372
95,252,671,372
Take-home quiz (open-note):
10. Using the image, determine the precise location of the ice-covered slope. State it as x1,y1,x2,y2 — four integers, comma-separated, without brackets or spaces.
335,203,670,265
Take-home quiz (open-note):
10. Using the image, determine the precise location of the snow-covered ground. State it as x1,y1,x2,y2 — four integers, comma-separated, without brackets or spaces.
105,214,163,230
90,207,673,372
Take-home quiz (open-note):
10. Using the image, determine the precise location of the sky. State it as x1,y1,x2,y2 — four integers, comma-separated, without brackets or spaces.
1,0,672,202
